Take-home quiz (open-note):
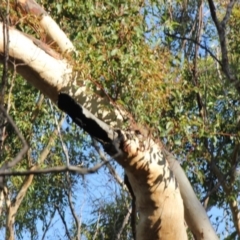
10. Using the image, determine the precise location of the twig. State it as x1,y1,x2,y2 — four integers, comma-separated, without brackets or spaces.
0,161,109,176
0,0,10,155
0,106,29,170
92,139,136,239
222,0,236,27
92,211,101,240
201,181,221,204
41,209,56,240
0,0,9,99
207,0,220,31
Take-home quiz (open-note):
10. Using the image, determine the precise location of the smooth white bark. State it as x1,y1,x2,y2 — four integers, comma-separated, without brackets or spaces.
0,25,71,101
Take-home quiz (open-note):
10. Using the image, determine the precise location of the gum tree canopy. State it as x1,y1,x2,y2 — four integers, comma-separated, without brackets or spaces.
0,0,239,239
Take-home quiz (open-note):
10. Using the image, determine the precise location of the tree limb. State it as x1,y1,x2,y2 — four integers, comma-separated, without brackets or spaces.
207,0,240,92
115,204,132,240
56,205,72,240
0,161,109,176
41,209,56,240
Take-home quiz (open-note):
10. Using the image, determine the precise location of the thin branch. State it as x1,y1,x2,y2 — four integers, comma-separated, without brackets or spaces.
165,32,222,65
222,0,237,28
205,141,240,235
66,185,81,240
92,211,101,240
115,205,132,240
4,66,17,121
37,114,65,165
56,206,72,240
50,101,82,240
207,0,240,92
191,1,209,124
48,100,69,165
207,0,220,31
92,139,136,239
201,181,221,204
180,10,197,51
41,209,56,240
0,0,10,157
0,161,109,176
65,161,81,240
0,106,29,169
0,0,9,99
92,139,125,188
